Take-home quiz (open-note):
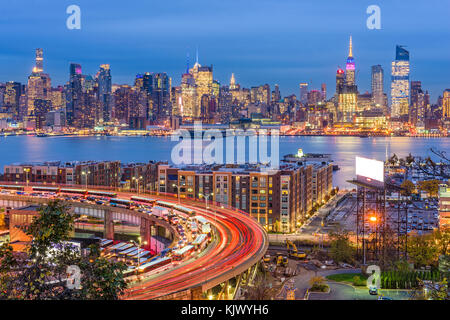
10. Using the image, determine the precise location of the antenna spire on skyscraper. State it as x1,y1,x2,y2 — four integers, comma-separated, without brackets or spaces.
186,51,190,74
349,36,353,57
196,46,199,65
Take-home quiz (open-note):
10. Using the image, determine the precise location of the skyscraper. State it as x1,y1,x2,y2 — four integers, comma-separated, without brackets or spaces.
337,37,358,123
151,73,171,117
35,48,43,73
390,45,410,119
321,83,327,101
371,65,384,108
66,63,82,127
27,49,51,119
443,89,450,119
299,83,308,105
410,81,426,125
97,64,112,124
190,61,213,119
345,36,355,86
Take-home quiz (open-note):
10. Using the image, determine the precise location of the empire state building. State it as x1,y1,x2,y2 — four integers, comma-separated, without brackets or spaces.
337,36,358,123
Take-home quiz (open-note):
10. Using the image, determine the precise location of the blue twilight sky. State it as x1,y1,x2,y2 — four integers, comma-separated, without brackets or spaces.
1,0,449,102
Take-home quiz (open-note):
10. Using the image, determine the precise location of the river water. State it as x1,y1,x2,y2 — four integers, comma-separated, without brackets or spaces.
0,135,448,188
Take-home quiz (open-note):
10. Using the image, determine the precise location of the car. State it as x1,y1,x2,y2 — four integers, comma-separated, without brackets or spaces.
369,285,378,295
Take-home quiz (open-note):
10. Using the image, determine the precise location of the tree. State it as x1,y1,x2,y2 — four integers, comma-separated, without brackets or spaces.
400,180,416,197
309,276,328,292
407,232,438,268
0,200,127,300
328,228,356,264
245,273,276,300
388,154,398,166
405,153,415,166
433,229,450,256
417,180,441,198
0,210,6,230
410,278,449,300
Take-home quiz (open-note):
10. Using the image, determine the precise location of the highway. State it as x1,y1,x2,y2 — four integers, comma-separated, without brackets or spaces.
0,185,268,300
123,195,268,299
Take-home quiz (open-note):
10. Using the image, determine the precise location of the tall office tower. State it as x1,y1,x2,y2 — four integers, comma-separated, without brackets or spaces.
151,73,171,117
113,85,134,123
35,48,43,73
410,81,426,125
212,80,220,97
391,45,410,119
337,37,358,123
335,68,345,95
66,63,83,126
299,83,308,105
190,62,213,118
50,86,65,110
321,83,327,101
230,73,237,90
307,90,322,106
345,36,355,86
181,72,198,118
134,74,144,90
26,49,52,119
371,65,384,108
260,84,271,105
443,89,450,119
272,84,281,104
4,81,22,119
97,64,112,124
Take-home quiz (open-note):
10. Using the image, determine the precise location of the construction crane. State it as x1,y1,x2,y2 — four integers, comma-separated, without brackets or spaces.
286,239,306,260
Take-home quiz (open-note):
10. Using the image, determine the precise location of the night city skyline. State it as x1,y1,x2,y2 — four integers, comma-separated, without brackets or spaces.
0,0,449,305
1,0,450,101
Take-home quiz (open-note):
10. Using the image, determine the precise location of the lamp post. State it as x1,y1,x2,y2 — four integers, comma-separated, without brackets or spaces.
130,237,147,278
199,192,215,222
82,170,90,189
173,184,180,203
23,168,30,187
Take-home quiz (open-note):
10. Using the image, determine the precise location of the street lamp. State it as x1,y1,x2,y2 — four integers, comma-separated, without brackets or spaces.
130,237,147,278
23,168,30,187
81,171,90,189
172,184,180,203
199,192,215,223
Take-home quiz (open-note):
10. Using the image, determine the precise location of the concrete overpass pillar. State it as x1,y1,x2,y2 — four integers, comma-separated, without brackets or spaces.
140,218,152,249
104,209,114,240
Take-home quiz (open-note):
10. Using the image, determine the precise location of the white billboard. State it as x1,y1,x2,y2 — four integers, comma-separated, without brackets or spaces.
355,156,384,184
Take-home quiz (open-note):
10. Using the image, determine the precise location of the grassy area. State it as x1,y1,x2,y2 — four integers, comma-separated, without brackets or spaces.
326,273,368,286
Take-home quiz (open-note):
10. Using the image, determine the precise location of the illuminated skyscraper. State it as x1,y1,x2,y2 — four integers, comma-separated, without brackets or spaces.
4,81,22,119
443,89,450,119
190,60,213,118
97,64,112,123
152,73,171,117
35,48,43,73
345,36,355,86
66,63,82,126
335,68,345,95
321,83,327,101
299,83,308,105
336,37,358,123
230,73,237,90
390,45,410,119
27,49,51,118
181,72,198,118
371,65,384,108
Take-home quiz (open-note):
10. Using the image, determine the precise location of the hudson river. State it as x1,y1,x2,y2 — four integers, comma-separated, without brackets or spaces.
0,135,448,188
